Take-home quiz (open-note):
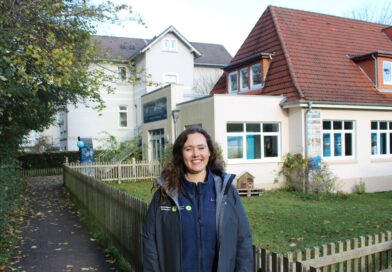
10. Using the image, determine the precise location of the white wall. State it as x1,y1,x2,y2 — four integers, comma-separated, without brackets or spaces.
64,63,136,151
145,33,194,90
177,94,289,189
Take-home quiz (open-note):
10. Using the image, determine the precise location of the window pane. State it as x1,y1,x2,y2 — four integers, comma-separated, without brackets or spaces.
119,106,127,111
246,123,260,132
333,121,342,130
263,123,279,132
371,121,378,130
345,133,352,156
389,122,392,130
251,64,262,86
344,121,353,130
371,133,378,155
380,122,388,130
334,133,342,156
246,135,261,159
227,123,243,132
229,73,238,92
380,133,387,154
390,133,392,154
384,61,392,83
264,136,278,157
241,68,249,89
323,133,331,157
227,136,243,159
323,121,331,130
120,112,127,127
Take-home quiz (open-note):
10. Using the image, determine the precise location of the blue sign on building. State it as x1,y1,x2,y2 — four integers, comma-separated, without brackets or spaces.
143,97,167,123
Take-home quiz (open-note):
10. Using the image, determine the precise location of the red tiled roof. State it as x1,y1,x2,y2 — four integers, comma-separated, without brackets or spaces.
212,6,392,105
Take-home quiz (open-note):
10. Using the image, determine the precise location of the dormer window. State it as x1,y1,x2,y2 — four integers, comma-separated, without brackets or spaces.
251,63,262,89
240,68,249,91
384,61,392,85
223,53,272,94
229,72,238,93
163,39,177,52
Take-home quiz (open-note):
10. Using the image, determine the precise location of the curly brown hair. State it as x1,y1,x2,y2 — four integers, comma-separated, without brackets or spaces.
160,127,224,196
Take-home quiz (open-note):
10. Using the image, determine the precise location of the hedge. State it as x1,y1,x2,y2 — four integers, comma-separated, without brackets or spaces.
17,151,80,169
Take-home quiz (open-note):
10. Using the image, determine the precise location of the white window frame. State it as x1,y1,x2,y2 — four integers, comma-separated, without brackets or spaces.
162,38,178,52
119,105,128,128
226,122,280,163
322,120,355,160
383,61,392,85
228,71,238,93
118,66,126,81
240,67,249,92
162,73,179,84
371,121,392,157
250,63,263,89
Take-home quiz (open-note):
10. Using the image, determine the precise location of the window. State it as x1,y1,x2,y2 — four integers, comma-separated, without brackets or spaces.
240,68,249,91
163,39,178,52
250,63,262,89
119,106,128,128
228,72,238,93
322,120,354,158
371,121,392,156
383,61,392,84
226,122,280,160
163,73,178,84
118,67,126,81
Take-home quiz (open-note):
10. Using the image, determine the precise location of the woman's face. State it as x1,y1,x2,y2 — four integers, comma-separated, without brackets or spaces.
182,132,211,175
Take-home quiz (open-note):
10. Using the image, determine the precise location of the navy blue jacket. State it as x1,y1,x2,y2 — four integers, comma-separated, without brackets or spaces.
143,172,253,272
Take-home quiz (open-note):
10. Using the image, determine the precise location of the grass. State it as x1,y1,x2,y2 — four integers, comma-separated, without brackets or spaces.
111,181,392,254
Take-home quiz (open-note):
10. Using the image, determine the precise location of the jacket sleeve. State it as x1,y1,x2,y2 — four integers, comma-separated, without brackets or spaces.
142,191,161,272
233,187,254,272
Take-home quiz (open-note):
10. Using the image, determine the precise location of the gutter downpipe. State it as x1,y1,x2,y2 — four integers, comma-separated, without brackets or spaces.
304,101,313,193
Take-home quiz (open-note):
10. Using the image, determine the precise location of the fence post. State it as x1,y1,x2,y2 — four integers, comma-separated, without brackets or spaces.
118,162,121,184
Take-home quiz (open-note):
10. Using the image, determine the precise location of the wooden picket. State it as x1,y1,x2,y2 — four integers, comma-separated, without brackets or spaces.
67,159,162,183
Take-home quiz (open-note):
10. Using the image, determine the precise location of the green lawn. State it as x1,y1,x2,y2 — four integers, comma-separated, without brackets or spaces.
112,182,392,253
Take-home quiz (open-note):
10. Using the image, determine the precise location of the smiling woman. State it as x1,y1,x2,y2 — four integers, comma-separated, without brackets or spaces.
142,127,253,272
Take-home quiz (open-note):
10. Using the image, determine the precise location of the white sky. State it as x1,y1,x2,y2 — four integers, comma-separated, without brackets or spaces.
96,0,388,56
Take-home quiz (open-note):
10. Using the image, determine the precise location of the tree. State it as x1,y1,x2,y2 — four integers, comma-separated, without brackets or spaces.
347,0,392,25
0,0,138,156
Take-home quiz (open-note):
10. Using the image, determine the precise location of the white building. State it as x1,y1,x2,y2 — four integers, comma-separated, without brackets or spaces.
30,26,231,151
141,6,392,193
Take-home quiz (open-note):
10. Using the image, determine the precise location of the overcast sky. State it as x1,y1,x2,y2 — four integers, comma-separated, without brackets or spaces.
96,0,386,56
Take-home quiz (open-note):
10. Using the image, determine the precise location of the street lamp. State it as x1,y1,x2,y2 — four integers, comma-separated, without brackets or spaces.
172,109,180,139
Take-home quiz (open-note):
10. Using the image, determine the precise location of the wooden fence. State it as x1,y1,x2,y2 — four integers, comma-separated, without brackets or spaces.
254,232,392,272
64,165,392,272
63,165,148,272
20,167,63,177
67,159,161,183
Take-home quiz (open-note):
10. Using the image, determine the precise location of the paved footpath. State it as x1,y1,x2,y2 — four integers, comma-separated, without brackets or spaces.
11,176,122,272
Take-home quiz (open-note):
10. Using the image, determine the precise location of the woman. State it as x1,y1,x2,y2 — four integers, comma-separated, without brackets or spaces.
143,127,253,272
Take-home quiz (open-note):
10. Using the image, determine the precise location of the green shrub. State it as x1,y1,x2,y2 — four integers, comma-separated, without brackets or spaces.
278,153,308,192
354,179,366,194
309,163,338,194
17,151,80,169
278,153,337,194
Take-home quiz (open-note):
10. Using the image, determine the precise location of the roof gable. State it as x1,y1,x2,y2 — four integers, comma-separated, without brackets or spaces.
135,26,201,59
